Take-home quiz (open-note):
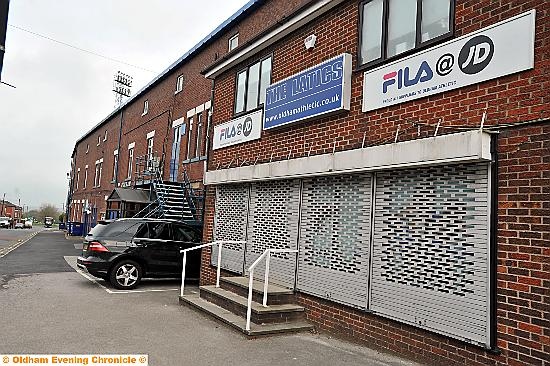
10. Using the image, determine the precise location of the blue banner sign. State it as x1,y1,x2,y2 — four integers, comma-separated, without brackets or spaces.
263,53,352,130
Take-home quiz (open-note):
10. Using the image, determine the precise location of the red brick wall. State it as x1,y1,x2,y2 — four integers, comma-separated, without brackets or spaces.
70,0,313,218
201,1,550,365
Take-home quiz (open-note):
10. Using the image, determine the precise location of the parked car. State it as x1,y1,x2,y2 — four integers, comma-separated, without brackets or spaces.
14,221,24,229
0,216,10,228
24,218,33,228
77,218,203,290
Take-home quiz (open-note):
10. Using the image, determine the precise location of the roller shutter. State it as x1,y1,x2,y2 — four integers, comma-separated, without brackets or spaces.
212,184,249,274
370,163,491,347
245,179,300,288
297,173,372,308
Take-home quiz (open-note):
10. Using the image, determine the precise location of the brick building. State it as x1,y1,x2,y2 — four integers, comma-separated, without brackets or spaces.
68,0,549,365
0,200,22,220
192,1,549,366
68,0,313,227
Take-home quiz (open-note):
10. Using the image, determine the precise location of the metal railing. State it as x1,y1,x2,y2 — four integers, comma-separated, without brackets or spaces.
245,248,298,332
179,240,246,297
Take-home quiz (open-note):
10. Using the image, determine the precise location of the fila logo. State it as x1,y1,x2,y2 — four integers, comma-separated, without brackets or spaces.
382,61,433,94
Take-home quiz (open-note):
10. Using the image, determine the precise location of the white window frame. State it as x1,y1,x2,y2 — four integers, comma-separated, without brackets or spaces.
142,100,149,116
86,144,89,154
97,135,101,146
84,166,88,189
195,112,203,158
76,169,80,190
228,33,239,51
127,147,134,179
175,75,184,94
103,130,108,141
112,152,118,182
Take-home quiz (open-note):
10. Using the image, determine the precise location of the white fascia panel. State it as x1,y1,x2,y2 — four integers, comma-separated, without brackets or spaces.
204,100,212,110
114,149,119,156
128,142,135,149
187,108,196,118
204,0,347,79
147,130,155,139
196,103,205,114
205,131,492,185
172,117,185,128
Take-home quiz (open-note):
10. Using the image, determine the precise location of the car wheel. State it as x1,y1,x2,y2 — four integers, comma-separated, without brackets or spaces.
109,260,142,290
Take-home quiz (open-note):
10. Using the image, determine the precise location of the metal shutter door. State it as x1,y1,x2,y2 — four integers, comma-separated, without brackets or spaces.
212,184,249,274
370,163,490,347
246,179,300,289
297,173,372,308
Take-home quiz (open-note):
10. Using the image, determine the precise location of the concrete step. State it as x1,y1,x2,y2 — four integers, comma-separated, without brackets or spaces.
199,285,305,324
220,276,295,305
179,294,314,337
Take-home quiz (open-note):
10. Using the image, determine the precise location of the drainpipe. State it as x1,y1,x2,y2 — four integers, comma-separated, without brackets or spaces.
202,78,216,223
114,108,124,186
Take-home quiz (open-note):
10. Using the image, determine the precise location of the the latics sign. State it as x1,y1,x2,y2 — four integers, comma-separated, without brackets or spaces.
264,53,352,130
362,10,535,112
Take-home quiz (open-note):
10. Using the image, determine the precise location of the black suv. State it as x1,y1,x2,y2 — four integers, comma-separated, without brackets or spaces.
77,218,202,290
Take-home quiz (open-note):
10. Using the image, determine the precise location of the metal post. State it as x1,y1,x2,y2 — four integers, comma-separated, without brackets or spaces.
246,271,254,332
263,251,270,307
180,251,187,297
216,242,223,288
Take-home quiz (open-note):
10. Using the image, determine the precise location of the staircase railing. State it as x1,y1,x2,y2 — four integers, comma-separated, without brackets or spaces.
179,240,246,297
245,249,298,331
182,168,205,222
132,168,165,218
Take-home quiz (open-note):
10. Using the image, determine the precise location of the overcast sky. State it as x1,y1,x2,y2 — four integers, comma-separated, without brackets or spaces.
0,0,248,211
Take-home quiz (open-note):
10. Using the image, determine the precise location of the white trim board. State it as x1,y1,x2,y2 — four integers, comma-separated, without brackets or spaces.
204,0,347,79
205,131,492,185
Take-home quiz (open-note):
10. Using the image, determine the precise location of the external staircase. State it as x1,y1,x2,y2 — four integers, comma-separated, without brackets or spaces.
179,276,313,336
153,180,194,221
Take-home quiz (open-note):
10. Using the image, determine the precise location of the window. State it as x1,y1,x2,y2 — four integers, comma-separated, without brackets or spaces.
194,112,203,158
112,153,118,182
234,56,272,114
186,117,193,160
94,161,103,187
175,75,184,93
127,147,134,179
76,169,80,190
97,135,101,146
84,168,88,189
173,225,201,242
148,222,171,240
359,0,453,66
86,144,89,154
146,137,154,168
142,100,149,115
228,33,239,51
103,130,108,141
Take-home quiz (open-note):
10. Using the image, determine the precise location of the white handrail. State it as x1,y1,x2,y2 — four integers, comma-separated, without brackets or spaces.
245,248,298,332
179,240,245,297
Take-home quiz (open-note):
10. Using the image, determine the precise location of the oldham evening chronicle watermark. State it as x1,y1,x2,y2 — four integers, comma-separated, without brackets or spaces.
1,355,148,366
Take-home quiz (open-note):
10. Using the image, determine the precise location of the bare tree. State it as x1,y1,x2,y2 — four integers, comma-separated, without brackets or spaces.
36,204,61,223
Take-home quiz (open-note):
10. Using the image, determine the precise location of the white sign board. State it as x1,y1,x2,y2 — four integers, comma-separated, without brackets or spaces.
362,10,535,112
213,109,262,150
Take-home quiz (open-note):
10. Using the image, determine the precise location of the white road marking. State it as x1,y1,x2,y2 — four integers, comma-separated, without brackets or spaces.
0,231,40,258
64,256,180,294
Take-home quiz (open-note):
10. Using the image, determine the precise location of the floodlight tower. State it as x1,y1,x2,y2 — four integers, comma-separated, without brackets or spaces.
112,71,132,107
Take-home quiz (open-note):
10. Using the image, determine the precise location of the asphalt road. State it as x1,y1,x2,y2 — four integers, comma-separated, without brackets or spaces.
0,231,424,366
0,227,43,258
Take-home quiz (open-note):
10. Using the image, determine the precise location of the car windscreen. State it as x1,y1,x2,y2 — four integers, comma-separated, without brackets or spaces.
89,220,142,241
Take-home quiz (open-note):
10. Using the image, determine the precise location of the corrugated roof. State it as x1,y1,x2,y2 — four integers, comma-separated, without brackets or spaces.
74,0,263,151
107,188,150,203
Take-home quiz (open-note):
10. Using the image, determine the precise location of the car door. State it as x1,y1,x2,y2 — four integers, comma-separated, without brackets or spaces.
144,222,180,275
172,224,202,279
